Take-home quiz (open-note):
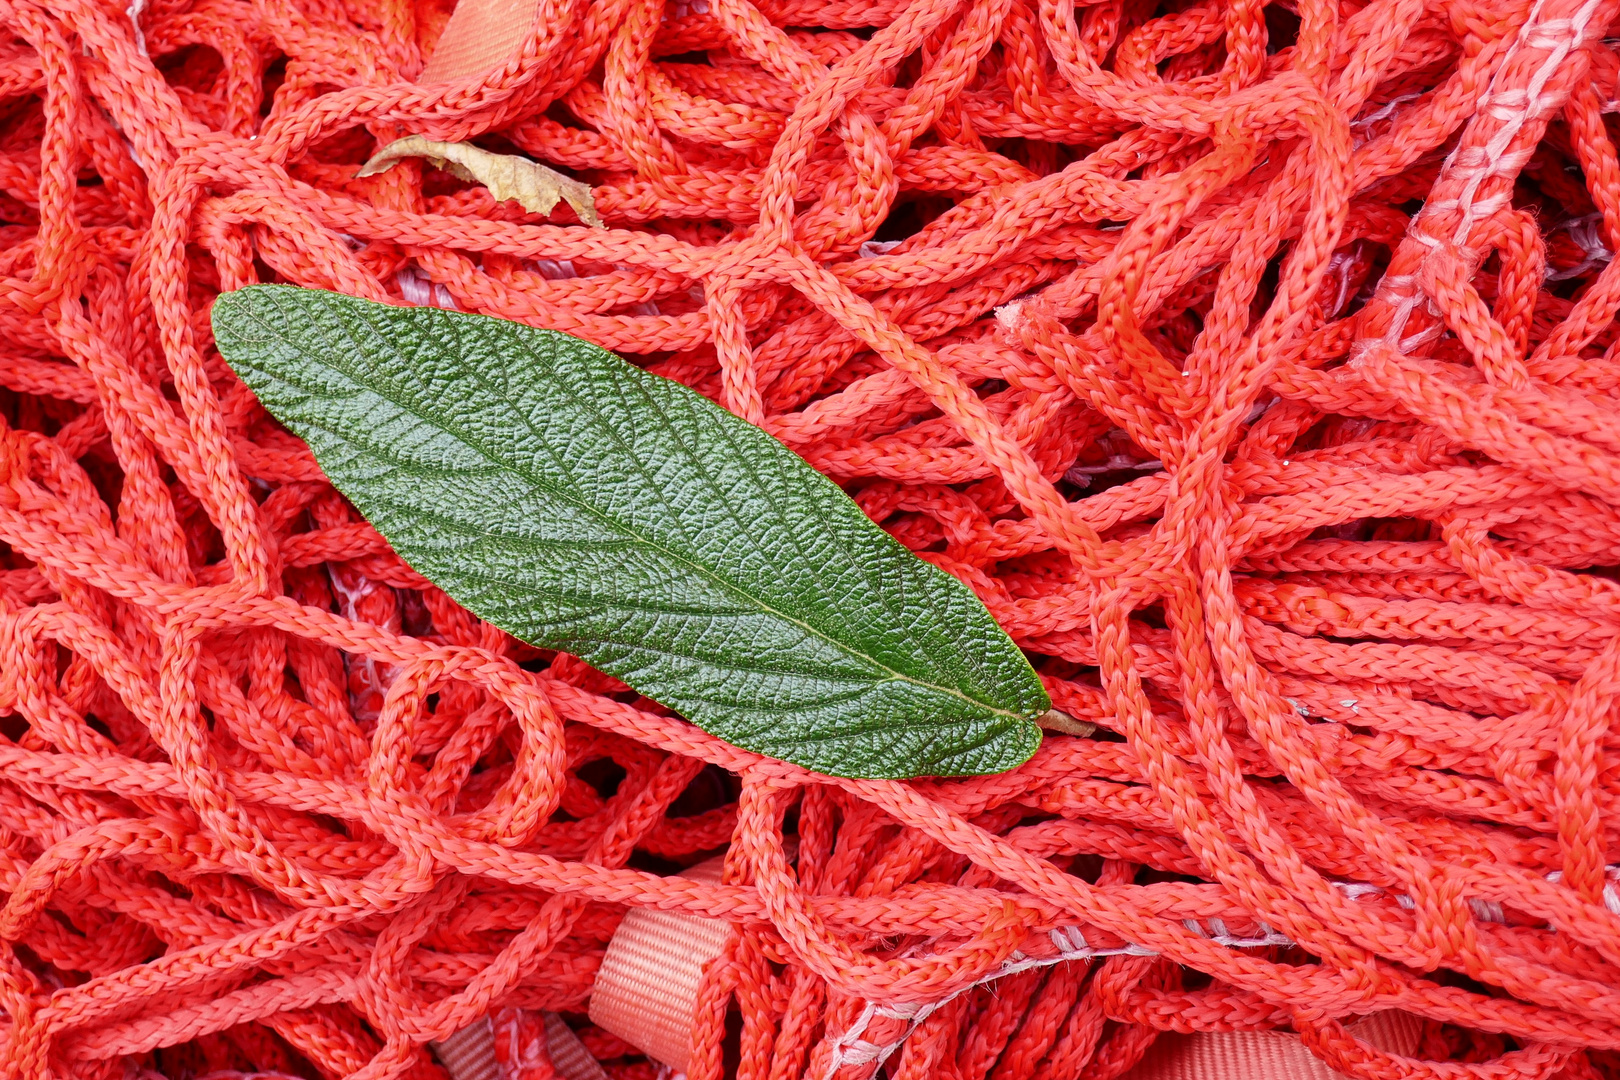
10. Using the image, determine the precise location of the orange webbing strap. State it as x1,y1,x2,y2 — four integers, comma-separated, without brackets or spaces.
418,0,541,82
431,1017,500,1080
431,1013,610,1080
1125,1011,1425,1080
430,857,734,1078
541,1014,612,1080
587,857,734,1074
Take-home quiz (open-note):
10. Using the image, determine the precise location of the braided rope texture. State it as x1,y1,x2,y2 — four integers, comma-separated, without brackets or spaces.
4,0,1620,1076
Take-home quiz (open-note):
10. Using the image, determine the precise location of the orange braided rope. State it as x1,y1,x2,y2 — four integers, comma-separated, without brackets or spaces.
3,0,1620,1076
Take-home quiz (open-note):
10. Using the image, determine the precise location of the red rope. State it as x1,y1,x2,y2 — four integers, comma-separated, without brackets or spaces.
1,0,1620,1076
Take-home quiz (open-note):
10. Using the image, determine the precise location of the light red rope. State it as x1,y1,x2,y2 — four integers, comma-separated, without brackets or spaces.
1,0,1620,1077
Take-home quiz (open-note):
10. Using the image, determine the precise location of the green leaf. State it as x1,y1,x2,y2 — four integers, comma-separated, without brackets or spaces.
212,286,1049,778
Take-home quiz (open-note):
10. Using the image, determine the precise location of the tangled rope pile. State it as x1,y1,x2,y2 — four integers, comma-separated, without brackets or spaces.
3,0,1620,1075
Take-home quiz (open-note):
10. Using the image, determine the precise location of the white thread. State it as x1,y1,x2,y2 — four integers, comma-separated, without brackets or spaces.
127,0,148,56
859,240,902,258
826,862,1620,1076
1445,0,1596,249
1547,213,1613,279
1196,920,1294,948
396,268,459,309
1396,323,1445,353
1351,92,1424,148
994,299,1027,334
1334,882,1385,901
821,930,1173,1078
1364,0,1602,356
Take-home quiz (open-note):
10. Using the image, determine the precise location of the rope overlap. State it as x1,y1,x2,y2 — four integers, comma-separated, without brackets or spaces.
1,0,1620,1076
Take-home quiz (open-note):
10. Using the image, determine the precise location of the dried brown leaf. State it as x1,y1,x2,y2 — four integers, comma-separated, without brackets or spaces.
357,135,603,228
1038,708,1097,737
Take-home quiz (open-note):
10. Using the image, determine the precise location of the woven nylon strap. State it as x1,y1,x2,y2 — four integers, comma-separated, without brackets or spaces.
588,889,1420,1080
420,0,541,81
587,857,734,1074
1123,1010,1425,1080
432,1013,611,1080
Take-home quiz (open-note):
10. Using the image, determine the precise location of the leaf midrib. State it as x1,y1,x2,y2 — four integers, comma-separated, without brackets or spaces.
300,308,1031,723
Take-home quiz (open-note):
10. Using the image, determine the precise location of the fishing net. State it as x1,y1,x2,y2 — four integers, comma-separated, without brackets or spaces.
2,0,1620,1076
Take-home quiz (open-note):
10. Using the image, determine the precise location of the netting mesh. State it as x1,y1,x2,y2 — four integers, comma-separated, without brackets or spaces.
3,0,1620,1076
